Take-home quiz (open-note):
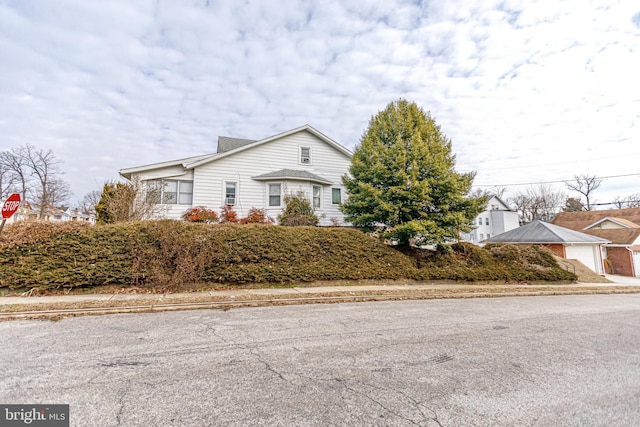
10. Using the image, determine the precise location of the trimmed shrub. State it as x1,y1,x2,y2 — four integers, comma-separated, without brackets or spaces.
182,206,219,223
278,192,319,226
220,205,239,223
241,207,274,224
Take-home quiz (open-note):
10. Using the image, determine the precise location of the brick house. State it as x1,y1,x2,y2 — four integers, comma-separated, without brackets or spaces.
553,208,640,277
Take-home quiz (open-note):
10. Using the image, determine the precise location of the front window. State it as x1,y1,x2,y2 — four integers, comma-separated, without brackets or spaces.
163,181,178,204
485,218,489,225
313,185,321,208
332,188,341,204
146,179,193,205
225,182,237,205
269,184,281,207
179,181,193,205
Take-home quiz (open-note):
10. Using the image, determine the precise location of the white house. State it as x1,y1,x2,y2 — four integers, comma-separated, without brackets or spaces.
119,125,353,226
462,195,520,244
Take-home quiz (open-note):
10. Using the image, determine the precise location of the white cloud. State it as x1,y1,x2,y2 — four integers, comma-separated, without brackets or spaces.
0,0,638,207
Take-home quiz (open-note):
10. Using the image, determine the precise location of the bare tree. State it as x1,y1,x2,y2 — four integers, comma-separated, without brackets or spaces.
510,184,566,223
565,174,602,211
78,190,102,214
0,161,17,200
613,193,640,209
22,144,59,218
96,177,166,223
1,144,71,218
0,147,30,201
40,177,71,207
491,185,508,199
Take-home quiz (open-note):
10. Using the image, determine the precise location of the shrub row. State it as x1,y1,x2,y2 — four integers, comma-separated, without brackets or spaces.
0,221,576,291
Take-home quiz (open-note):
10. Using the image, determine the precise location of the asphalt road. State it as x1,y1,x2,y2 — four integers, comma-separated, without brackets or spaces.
1,295,639,426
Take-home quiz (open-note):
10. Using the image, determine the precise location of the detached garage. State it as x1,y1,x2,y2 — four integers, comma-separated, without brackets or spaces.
487,220,610,275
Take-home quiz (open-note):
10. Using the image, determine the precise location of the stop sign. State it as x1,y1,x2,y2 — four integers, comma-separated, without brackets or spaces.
2,193,21,219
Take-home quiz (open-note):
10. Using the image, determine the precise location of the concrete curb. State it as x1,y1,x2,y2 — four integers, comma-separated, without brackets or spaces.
2,284,640,320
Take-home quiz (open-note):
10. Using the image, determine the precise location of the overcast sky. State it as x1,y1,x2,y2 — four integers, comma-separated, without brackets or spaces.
1,0,639,207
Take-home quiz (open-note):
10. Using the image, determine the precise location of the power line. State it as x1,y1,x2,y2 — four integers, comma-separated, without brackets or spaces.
473,173,640,188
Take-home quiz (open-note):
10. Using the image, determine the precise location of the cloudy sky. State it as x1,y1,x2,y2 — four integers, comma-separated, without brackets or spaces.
1,0,639,207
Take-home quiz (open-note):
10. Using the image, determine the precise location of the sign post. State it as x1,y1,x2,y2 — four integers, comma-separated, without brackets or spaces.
0,193,21,234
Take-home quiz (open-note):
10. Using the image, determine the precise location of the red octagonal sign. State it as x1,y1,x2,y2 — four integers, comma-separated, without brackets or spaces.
2,193,21,219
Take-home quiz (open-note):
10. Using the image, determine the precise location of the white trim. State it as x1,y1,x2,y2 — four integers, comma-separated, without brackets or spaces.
119,154,214,179
583,217,637,230
299,146,312,165
331,187,342,205
267,182,282,208
223,180,238,206
312,184,321,209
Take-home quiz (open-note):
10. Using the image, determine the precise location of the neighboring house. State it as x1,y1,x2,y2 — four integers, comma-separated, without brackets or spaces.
5,202,96,224
487,220,609,274
553,208,640,277
119,125,353,226
461,195,520,244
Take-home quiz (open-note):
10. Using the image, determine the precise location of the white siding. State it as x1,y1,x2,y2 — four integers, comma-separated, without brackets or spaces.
192,130,351,225
130,166,194,220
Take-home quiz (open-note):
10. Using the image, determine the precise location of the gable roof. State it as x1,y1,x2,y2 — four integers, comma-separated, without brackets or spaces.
119,125,351,180
217,136,256,153
119,153,215,180
186,125,352,169
487,220,610,244
553,208,640,231
581,228,640,245
252,169,333,184
584,217,640,230
487,195,514,212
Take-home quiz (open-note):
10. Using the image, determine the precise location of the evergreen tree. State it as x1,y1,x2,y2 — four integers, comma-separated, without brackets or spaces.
341,99,486,245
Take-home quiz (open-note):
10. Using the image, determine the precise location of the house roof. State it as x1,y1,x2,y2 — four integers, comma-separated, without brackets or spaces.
487,194,515,212
217,136,256,153
119,125,352,180
584,217,640,230
581,228,640,245
552,208,640,231
186,125,352,168
487,220,610,244
119,153,215,180
251,169,333,184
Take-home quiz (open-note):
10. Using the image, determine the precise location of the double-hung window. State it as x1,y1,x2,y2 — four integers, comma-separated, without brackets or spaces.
331,188,341,204
269,184,281,207
225,182,237,205
312,185,321,209
178,181,193,205
300,147,311,164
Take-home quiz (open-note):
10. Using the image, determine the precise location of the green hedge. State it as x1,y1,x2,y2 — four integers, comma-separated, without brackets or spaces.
0,221,576,290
